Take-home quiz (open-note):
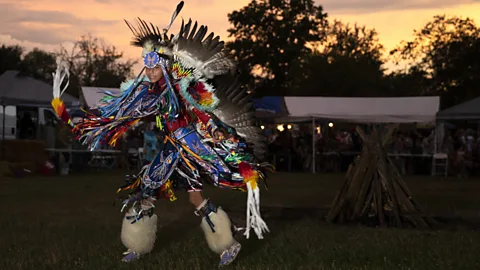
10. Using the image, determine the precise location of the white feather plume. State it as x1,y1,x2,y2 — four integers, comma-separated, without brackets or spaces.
52,57,70,99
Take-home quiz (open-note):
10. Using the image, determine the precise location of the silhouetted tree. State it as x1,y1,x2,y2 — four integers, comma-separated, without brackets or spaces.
293,20,386,96
390,15,480,108
58,34,137,97
0,45,23,75
384,67,428,97
227,0,328,96
20,48,56,84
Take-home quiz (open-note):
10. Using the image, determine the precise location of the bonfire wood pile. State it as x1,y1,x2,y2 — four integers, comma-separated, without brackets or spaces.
326,126,435,228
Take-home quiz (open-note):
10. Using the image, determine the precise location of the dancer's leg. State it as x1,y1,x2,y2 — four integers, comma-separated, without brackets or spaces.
118,136,178,262
189,191,241,266
120,198,157,262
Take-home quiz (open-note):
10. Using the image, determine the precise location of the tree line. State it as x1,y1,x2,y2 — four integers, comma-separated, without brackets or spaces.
0,34,136,98
1,0,479,109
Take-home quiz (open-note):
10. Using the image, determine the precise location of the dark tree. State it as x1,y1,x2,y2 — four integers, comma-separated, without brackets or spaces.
0,45,23,75
384,67,429,97
58,34,137,96
323,20,384,63
19,48,57,84
390,15,480,108
226,0,328,96
293,20,386,96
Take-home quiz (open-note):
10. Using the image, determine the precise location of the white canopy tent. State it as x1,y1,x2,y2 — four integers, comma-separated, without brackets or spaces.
282,96,441,173
284,96,440,123
81,87,441,173
81,88,440,123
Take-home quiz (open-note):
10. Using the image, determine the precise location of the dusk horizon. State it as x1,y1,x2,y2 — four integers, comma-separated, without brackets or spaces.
1,0,479,73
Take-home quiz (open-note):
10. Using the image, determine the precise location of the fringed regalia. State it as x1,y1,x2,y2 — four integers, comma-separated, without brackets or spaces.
50,1,273,266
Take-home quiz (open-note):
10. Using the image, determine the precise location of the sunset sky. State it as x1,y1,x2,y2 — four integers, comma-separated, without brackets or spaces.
0,0,479,72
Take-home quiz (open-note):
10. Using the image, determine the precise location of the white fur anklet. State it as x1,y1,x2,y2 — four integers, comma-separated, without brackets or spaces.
120,206,158,255
200,207,238,254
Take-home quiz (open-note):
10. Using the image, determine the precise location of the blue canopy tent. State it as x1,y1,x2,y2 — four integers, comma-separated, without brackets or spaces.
253,96,288,119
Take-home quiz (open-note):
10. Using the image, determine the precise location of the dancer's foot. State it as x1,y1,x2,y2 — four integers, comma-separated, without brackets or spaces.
231,223,244,236
219,242,241,267
121,250,141,263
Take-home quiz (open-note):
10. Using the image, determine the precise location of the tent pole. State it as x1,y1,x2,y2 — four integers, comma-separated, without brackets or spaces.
1,104,5,161
312,117,315,174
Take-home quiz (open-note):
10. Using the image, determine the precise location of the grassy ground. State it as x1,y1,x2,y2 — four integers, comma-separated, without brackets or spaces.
1,171,480,270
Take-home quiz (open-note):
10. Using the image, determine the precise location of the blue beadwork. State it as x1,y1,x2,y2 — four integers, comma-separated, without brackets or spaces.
144,52,160,68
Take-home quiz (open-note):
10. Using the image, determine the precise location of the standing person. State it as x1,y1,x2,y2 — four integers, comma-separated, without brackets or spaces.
19,112,36,139
51,121,73,175
50,1,272,266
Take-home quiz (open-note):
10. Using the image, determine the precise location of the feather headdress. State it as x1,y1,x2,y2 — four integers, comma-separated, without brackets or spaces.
124,1,184,60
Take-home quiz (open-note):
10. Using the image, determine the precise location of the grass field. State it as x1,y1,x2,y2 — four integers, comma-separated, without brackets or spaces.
1,171,480,270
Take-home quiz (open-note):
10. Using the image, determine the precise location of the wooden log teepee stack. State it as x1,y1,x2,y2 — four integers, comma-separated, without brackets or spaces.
326,125,435,228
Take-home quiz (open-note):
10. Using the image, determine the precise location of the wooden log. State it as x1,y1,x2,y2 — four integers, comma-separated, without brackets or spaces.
392,178,429,228
387,154,435,227
381,125,398,146
344,143,372,194
327,171,354,221
374,171,386,227
328,144,374,222
346,150,372,201
360,171,377,217
385,154,414,198
326,183,350,222
352,154,378,218
327,160,360,222
379,169,402,227
355,126,368,142
377,141,403,227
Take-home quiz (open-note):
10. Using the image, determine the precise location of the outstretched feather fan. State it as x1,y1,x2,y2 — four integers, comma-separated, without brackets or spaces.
173,19,266,159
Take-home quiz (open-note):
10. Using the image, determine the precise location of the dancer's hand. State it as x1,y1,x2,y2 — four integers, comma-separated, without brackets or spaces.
228,135,239,143
213,130,225,143
213,128,240,143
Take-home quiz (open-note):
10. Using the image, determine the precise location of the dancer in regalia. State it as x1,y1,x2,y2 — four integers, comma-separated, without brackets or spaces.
50,1,272,266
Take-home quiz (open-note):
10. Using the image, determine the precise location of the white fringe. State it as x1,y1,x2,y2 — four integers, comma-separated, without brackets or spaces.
52,57,70,99
244,182,269,239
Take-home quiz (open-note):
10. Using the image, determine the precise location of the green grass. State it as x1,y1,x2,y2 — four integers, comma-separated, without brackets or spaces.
1,171,480,270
